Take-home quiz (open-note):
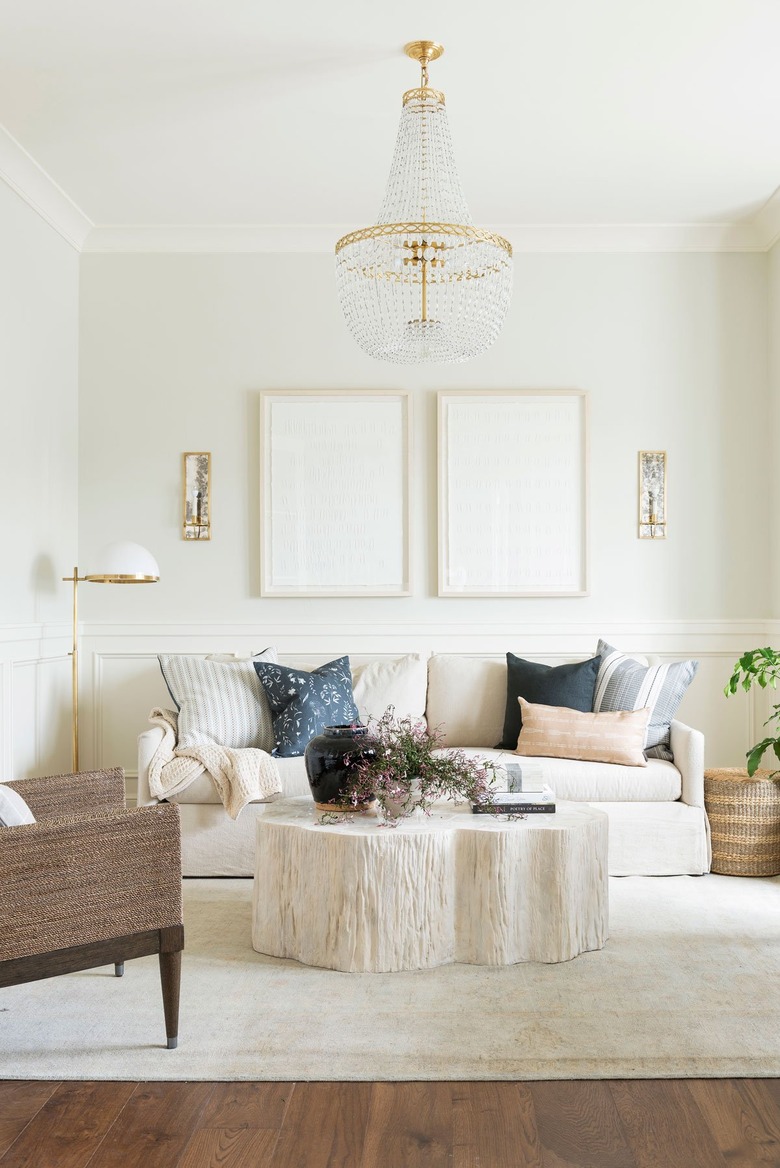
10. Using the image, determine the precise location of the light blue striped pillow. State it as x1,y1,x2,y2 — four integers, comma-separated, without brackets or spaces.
159,649,277,752
593,640,698,761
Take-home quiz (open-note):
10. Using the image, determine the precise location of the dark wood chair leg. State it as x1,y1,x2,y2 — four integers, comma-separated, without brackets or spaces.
114,963,124,977
158,948,181,1050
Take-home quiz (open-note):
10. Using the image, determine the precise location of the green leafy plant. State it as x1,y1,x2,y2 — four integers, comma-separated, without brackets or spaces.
725,648,780,777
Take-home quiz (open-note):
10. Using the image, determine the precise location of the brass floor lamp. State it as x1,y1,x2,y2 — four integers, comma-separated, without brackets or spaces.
63,541,159,771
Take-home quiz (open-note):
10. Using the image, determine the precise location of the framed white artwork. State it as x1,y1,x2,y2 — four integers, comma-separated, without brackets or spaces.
260,390,411,596
438,390,588,596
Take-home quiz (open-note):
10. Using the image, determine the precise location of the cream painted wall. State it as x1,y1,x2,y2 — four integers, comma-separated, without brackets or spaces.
78,251,769,625
769,239,780,617
0,180,79,776
74,250,770,776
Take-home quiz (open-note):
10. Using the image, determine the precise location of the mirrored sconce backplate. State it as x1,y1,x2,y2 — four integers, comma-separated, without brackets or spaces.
638,450,666,539
183,452,211,540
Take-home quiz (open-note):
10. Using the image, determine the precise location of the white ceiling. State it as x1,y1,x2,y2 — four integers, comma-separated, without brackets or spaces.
1,0,780,246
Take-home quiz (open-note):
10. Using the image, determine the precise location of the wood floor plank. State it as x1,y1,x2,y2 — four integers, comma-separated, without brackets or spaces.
83,1082,214,1168
0,1082,60,1121
0,1082,136,1168
197,1082,293,1130
0,1079,778,1167
453,1082,543,1168
529,1082,638,1168
271,1082,370,1168
687,1079,780,1166
0,1124,29,1160
361,1083,451,1168
609,1081,728,1168
177,1126,278,1168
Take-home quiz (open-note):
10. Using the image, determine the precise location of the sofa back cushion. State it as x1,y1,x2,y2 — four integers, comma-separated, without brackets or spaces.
426,655,507,747
497,652,601,750
515,698,650,766
0,784,36,826
254,656,359,757
159,649,277,752
594,640,698,762
352,653,429,724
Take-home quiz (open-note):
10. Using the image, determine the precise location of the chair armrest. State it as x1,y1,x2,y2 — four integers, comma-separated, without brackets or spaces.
137,727,166,805
670,720,705,808
4,767,125,820
0,803,182,962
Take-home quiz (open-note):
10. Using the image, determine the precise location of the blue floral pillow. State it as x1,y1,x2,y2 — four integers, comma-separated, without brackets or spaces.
253,656,359,757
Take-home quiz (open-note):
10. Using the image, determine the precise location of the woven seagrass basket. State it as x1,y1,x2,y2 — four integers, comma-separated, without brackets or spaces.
704,768,780,876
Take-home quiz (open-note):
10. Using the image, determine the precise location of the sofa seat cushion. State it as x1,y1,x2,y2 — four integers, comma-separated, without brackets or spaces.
166,755,310,804
439,749,682,802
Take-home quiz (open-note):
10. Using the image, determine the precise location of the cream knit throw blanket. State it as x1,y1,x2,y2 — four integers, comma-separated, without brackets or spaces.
147,707,282,820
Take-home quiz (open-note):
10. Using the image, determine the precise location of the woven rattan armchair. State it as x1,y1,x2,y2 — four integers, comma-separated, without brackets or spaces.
0,767,183,1049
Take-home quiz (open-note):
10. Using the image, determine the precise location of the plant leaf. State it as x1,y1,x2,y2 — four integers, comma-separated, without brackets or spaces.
747,739,773,776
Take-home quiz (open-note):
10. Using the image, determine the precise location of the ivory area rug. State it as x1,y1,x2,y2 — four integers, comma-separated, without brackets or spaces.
1,874,779,1081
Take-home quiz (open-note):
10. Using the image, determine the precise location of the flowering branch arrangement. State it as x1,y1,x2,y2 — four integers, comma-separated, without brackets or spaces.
339,707,501,824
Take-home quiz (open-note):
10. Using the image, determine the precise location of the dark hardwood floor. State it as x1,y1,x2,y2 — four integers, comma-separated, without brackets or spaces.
1,1079,780,1167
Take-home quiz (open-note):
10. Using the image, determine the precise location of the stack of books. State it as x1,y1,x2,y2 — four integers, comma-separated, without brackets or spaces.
472,763,556,815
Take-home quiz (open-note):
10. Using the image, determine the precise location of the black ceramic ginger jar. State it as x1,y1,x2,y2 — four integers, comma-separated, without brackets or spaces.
304,725,375,811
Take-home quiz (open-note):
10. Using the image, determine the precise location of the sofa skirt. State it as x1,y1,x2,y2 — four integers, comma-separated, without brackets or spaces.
174,799,711,879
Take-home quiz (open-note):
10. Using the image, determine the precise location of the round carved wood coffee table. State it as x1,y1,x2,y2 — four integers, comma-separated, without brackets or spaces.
252,797,608,973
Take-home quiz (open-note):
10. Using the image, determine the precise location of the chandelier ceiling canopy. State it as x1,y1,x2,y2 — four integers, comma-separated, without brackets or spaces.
335,41,513,365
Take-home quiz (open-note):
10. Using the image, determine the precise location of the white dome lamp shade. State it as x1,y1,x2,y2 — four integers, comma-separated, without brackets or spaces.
84,541,160,583
63,541,160,771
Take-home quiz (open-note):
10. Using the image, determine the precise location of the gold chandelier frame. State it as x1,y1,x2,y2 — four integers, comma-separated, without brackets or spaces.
335,222,513,257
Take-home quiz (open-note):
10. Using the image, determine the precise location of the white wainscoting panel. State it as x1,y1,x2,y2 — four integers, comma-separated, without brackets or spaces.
12,655,71,778
88,652,171,776
78,621,765,779
0,625,71,780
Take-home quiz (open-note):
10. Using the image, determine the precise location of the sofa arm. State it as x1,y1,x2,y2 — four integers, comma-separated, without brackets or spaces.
0,803,182,962
670,720,705,808
5,768,125,820
137,727,165,806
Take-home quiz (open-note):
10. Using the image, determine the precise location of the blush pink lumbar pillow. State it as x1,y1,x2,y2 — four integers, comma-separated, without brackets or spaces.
515,697,650,767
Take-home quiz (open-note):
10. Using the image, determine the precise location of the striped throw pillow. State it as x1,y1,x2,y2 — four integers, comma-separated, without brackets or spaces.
159,649,277,752
515,698,650,766
593,640,698,762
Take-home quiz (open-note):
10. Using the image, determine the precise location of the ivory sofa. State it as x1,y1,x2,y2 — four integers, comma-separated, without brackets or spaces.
137,652,711,878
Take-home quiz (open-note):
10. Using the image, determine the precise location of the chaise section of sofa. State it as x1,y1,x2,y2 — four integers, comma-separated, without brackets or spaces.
137,651,711,877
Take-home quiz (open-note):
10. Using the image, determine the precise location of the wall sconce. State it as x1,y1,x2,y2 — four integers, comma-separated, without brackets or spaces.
183,452,211,540
638,450,667,539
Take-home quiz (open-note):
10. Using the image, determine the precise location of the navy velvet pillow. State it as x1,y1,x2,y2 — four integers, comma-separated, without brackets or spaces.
253,656,359,758
496,652,601,750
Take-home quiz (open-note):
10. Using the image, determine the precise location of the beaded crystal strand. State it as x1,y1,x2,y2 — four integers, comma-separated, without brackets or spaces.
335,42,513,365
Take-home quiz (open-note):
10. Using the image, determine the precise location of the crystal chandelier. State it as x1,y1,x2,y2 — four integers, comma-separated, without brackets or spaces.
335,41,513,365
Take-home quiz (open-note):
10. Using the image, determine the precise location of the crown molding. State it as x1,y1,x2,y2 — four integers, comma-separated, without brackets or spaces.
81,224,353,254
0,123,92,250
0,124,768,257
504,221,763,253
81,219,765,255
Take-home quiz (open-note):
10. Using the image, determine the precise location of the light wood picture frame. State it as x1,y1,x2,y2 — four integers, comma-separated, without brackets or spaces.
260,390,411,597
438,390,588,597
638,450,667,539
